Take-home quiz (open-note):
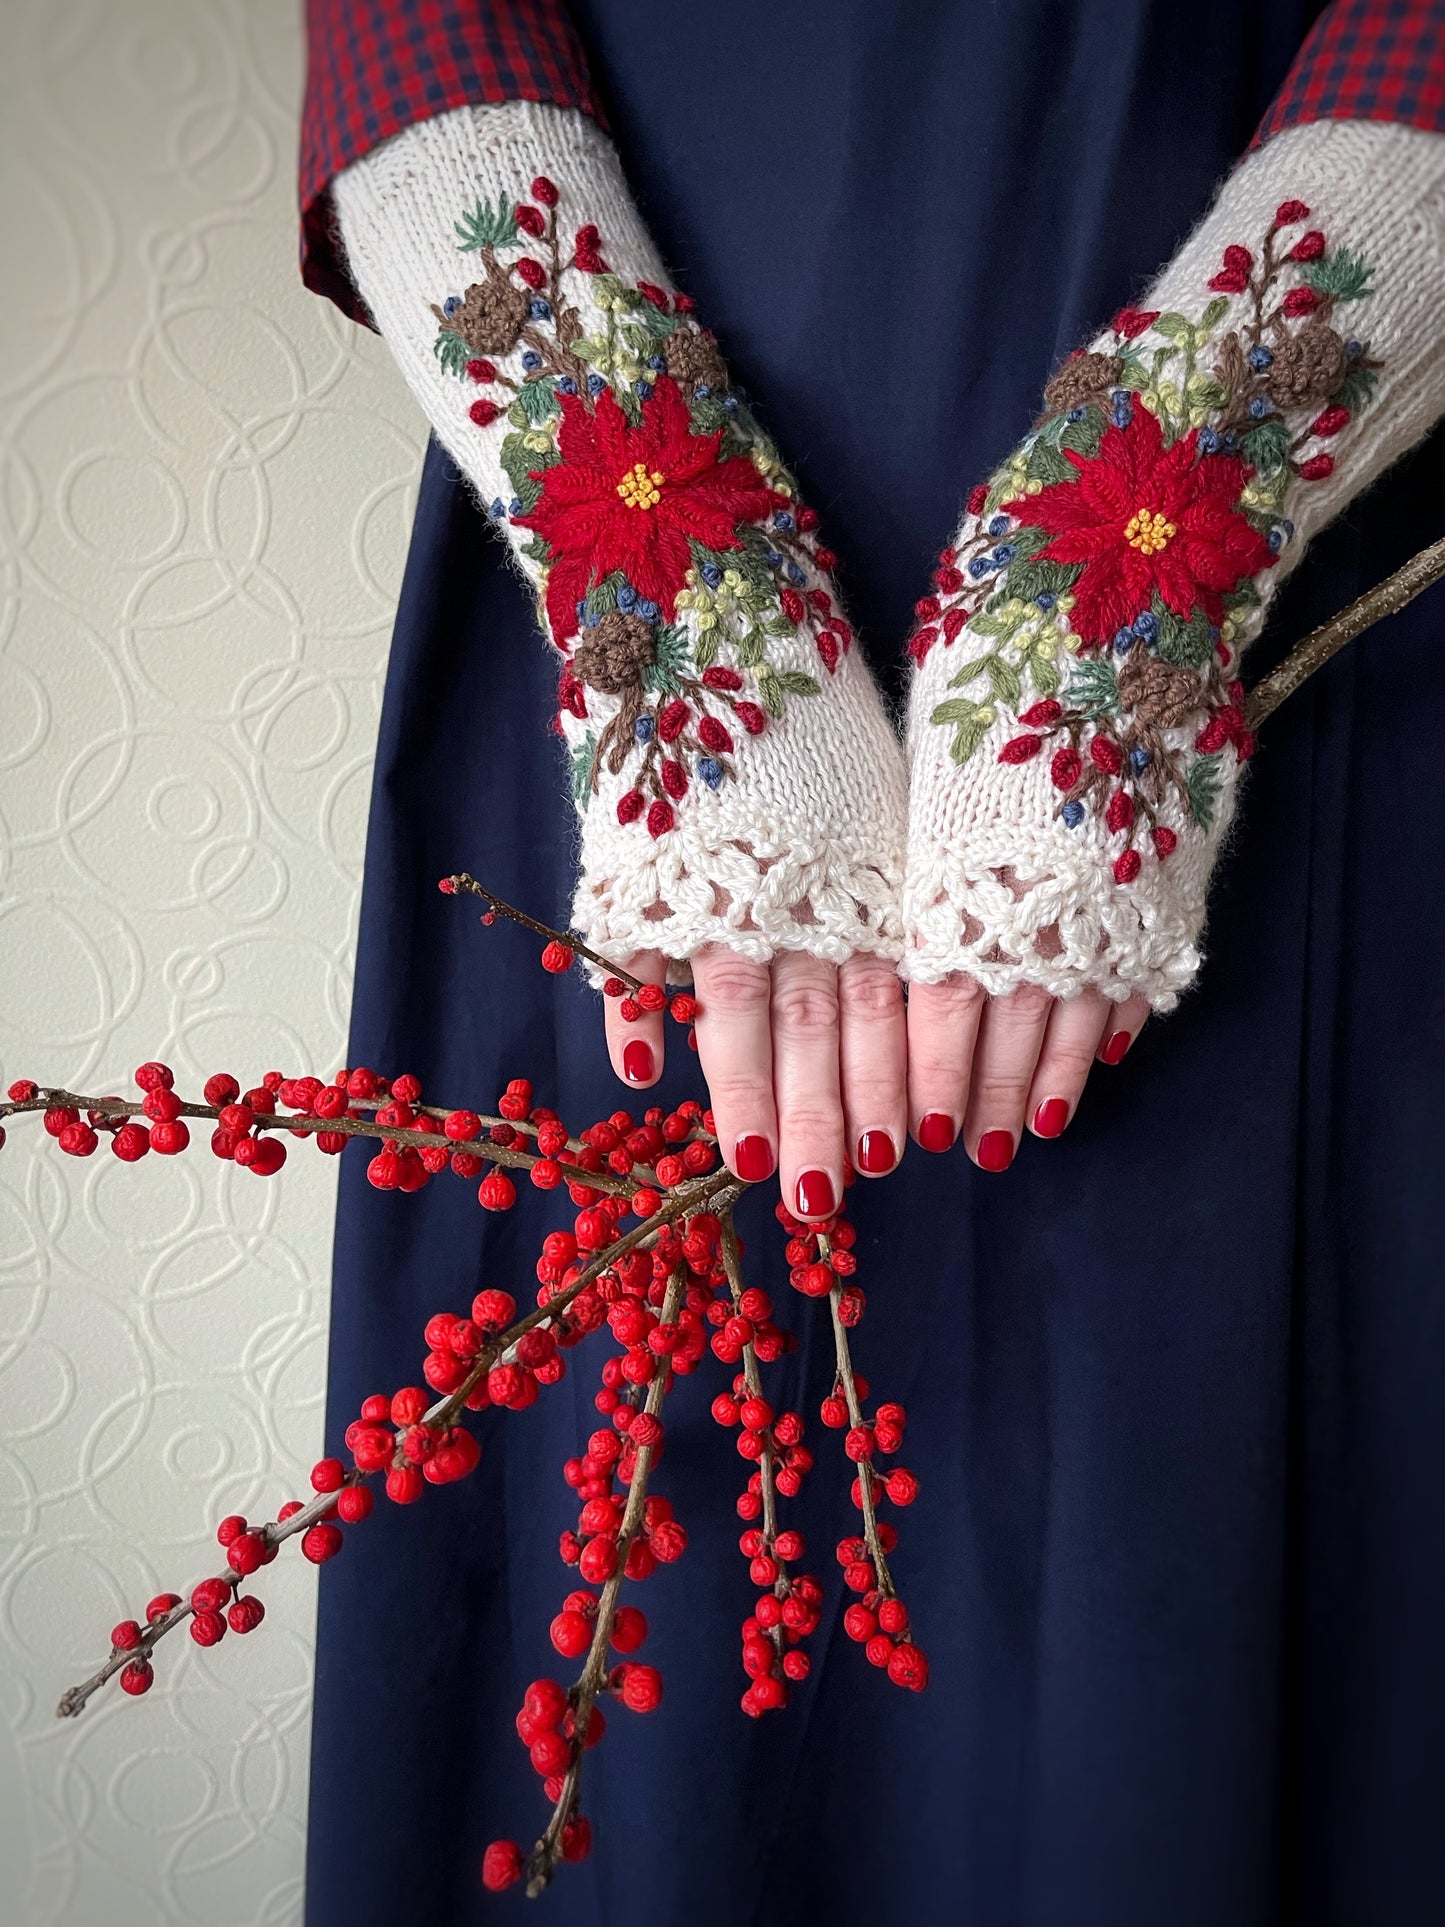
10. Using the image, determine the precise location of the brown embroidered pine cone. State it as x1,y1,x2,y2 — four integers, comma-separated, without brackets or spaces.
1264,321,1349,410
1042,351,1123,417
1116,651,1205,730
663,327,730,394
572,611,656,693
453,273,530,355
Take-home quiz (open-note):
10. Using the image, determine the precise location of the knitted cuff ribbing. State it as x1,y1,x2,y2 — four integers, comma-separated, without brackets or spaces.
903,118,1445,1009
333,102,906,973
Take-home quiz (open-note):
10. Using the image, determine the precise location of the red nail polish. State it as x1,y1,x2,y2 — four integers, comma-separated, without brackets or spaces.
856,1129,897,1175
795,1168,836,1219
1100,1029,1133,1066
1033,1097,1070,1139
976,1129,1015,1172
734,1134,775,1183
918,1112,956,1153
622,1040,654,1083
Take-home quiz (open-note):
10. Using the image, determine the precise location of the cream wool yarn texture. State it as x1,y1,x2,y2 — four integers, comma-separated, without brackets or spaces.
904,118,1445,1010
333,101,906,972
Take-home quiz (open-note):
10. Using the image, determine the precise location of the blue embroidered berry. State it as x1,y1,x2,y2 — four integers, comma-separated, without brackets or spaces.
786,563,806,586
529,300,552,320
1113,627,1135,654
693,384,711,399
1248,344,1273,371
509,497,523,516
967,557,991,580
698,758,724,788
1035,592,1056,611
1198,427,1221,455
764,549,783,567
988,516,1011,537
1130,746,1151,771
1061,801,1086,828
557,376,578,395
700,562,722,589
443,295,461,317
489,499,506,519
617,584,638,612
1132,611,1158,642
1267,527,1285,554
1067,406,1086,422
992,544,1017,564
722,395,739,413
522,350,543,371
587,374,606,397
1248,396,1272,419
635,716,655,743
636,598,660,622
773,511,795,532
1110,391,1134,429
1345,339,1363,359
635,380,654,399
646,354,664,370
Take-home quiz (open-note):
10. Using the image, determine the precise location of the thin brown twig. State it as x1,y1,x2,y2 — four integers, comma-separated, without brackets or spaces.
821,1238,895,1602
718,1216,793,1653
445,873,649,994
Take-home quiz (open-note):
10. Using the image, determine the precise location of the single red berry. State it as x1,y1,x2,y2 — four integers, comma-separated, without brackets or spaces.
120,1658,154,1696
190,1609,227,1647
540,940,575,973
336,1485,373,1525
228,1596,265,1635
301,1523,344,1563
111,1121,151,1162
468,397,502,427
482,1841,526,1892
111,1619,143,1651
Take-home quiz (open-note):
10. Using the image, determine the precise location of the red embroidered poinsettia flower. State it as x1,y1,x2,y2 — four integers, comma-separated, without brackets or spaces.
516,375,778,644
1006,401,1275,646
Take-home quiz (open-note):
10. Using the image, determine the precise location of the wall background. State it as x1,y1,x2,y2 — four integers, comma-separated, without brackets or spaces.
0,2,423,1919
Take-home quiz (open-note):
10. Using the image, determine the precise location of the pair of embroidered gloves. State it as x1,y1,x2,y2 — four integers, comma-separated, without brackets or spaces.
336,102,1445,1033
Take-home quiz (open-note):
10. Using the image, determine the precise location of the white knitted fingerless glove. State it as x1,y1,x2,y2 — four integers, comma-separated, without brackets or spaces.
333,102,905,971
904,119,1445,1009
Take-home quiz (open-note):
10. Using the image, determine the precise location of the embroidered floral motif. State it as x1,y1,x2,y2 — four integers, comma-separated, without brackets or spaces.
915,198,1381,881
430,178,847,836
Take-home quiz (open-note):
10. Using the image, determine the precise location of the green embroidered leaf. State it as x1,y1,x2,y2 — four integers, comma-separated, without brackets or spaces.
582,571,624,624
1065,657,1119,718
572,335,612,366
775,670,821,697
688,393,732,433
519,535,551,563
513,376,561,426
1151,312,1193,341
986,656,1022,706
455,197,518,252
570,732,598,806
692,629,719,672
756,666,786,720
499,431,555,510
1060,407,1106,459
1200,295,1230,329
1030,655,1061,698
1154,602,1215,668
1026,440,1073,486
965,611,1004,637
433,329,470,378
1005,524,1054,563
631,300,679,342
1223,578,1263,612
593,273,643,312
1301,245,1373,303
928,702,992,765
1185,753,1224,831
716,427,753,464
945,655,996,691
737,628,765,669
764,613,796,638
643,623,691,693
1333,362,1379,413
1185,375,1230,412
616,386,644,427
1241,416,1292,474
1004,557,1082,605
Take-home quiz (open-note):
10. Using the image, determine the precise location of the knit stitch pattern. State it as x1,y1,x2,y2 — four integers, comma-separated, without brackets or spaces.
904,118,1445,1009
334,101,906,972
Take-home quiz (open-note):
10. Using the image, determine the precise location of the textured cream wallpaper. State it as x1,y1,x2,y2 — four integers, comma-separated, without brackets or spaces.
0,3,423,1919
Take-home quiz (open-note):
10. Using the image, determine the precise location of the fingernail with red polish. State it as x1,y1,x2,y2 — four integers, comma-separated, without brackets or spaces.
918,1112,956,1153
1033,1097,1070,1139
976,1129,1015,1173
1100,1029,1133,1066
795,1168,836,1219
856,1129,897,1176
622,1040,654,1084
734,1134,775,1183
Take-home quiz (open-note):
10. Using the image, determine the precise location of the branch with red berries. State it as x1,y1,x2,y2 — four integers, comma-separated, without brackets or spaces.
2,879,924,1901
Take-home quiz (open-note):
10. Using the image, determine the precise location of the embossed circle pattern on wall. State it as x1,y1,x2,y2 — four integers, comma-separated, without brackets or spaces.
0,4,425,1920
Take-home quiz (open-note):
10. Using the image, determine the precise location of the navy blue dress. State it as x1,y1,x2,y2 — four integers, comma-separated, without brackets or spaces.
307,5,1445,1922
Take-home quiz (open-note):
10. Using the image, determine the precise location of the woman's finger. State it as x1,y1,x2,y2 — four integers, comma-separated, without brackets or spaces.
906,974,987,1154
1096,993,1152,1066
838,955,907,1178
601,950,668,1089
960,984,1053,1171
769,952,844,1221
691,947,777,1184
1024,989,1112,1139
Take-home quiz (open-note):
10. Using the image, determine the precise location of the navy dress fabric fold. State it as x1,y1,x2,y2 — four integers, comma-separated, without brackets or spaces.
307,5,1445,1921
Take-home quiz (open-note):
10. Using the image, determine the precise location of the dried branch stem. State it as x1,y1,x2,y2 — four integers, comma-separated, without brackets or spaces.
822,1239,895,1601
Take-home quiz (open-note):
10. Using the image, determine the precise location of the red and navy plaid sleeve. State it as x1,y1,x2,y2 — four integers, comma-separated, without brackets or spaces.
1255,0,1445,146
301,0,606,325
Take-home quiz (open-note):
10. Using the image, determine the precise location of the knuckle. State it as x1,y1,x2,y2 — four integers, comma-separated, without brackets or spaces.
1036,1039,1097,1088
972,1068,1033,1113
839,965,905,1024
703,1071,772,1116
696,956,771,1016
990,981,1054,1027
912,973,987,1022
772,978,840,1037
779,1103,844,1143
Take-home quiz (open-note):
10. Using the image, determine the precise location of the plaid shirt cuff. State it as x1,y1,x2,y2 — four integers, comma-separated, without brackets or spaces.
301,0,606,325
1256,0,1445,147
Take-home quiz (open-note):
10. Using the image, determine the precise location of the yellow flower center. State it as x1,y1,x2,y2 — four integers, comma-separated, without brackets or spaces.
616,461,665,509
1124,505,1177,555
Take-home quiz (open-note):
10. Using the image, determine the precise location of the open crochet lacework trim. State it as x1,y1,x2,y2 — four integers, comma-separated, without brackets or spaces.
573,835,904,974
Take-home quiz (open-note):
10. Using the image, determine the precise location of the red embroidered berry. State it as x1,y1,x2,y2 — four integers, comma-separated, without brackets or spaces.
1274,198,1310,228
482,1841,526,1892
701,665,743,691
967,484,988,517
907,627,938,666
697,714,733,754
1282,285,1319,317
574,224,606,272
660,759,688,800
646,799,675,837
515,257,547,289
1310,404,1350,437
1019,699,1062,727
1112,306,1160,339
1089,736,1124,775
469,398,502,428
540,940,575,973
734,702,767,735
515,203,546,237
1149,826,1177,859
617,788,645,824
998,733,1042,764
466,358,497,382
1050,745,1083,790
1297,453,1334,480
1208,267,1249,295
120,1658,154,1695
531,175,559,207
1113,850,1143,885
1105,790,1134,833
1289,229,1325,261
780,587,805,624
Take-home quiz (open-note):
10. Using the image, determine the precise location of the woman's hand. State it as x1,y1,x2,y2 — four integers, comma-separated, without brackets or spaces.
604,952,1148,1204
603,948,907,1220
